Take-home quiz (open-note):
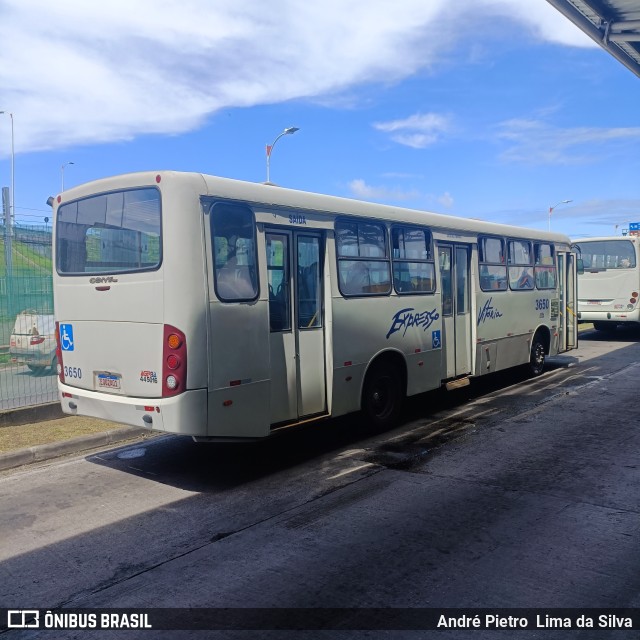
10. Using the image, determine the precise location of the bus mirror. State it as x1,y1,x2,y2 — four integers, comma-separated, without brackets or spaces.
577,259,584,275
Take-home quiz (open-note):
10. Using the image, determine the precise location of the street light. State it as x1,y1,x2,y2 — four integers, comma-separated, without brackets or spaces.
0,111,15,228
61,161,75,191
265,127,299,184
548,199,572,232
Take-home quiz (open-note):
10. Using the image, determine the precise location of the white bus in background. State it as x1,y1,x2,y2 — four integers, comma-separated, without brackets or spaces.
572,236,640,331
52,172,578,440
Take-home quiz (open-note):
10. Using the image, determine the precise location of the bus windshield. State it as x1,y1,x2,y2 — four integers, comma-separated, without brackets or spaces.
573,239,636,271
56,187,161,275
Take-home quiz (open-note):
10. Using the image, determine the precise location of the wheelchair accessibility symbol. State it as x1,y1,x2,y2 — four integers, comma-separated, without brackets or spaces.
432,330,441,350
60,324,74,351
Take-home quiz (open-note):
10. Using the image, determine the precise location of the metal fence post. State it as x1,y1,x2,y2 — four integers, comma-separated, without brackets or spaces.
2,186,14,318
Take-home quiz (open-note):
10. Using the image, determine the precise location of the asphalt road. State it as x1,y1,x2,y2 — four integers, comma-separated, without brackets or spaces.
1,327,639,639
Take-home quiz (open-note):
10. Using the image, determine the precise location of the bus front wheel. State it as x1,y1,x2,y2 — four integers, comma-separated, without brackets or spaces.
362,361,404,431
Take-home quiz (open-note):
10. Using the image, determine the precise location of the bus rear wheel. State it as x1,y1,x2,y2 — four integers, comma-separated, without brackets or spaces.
528,336,546,377
362,361,404,431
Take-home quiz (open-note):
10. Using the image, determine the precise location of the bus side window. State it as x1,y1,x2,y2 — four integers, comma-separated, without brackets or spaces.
508,239,534,291
210,203,258,302
336,219,391,296
534,243,556,289
478,236,507,291
391,226,435,295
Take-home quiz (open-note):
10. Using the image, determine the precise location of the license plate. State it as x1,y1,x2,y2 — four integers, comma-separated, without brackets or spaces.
97,373,121,390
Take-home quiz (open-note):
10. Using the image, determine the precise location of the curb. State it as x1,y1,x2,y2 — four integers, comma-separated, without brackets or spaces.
0,402,64,428
0,426,152,472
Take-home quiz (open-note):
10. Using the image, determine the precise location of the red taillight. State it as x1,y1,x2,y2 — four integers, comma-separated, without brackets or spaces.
163,324,186,397
166,354,180,370
30,336,45,345
10,337,15,347
55,321,65,383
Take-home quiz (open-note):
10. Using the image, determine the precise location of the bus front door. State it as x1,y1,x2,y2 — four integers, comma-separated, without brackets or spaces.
439,244,472,379
266,230,326,425
558,252,578,352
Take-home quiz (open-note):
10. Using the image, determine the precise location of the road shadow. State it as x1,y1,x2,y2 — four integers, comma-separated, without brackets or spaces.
88,355,580,494
579,324,640,342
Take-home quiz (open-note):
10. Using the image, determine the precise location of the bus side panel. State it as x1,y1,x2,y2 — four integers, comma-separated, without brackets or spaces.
329,295,443,418
160,176,211,394
475,289,555,373
207,300,271,438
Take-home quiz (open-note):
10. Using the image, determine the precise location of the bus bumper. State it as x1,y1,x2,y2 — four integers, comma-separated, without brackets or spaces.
58,383,209,437
578,308,640,324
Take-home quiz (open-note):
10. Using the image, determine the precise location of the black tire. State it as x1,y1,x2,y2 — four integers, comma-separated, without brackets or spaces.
528,336,546,377
593,321,617,332
362,361,404,431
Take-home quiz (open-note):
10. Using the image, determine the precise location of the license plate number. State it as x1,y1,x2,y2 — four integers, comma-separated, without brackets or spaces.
97,374,121,390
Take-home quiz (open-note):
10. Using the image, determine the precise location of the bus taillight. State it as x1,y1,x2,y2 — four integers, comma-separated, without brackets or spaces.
55,321,65,383
163,325,186,397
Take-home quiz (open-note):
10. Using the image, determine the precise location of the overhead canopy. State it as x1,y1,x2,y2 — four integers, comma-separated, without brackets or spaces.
547,0,640,78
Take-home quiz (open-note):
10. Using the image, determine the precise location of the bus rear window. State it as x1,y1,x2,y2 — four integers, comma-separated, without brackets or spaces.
574,239,636,270
56,188,161,275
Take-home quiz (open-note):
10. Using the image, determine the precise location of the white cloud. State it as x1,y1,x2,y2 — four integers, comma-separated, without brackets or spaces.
374,113,451,148
0,0,594,154
348,179,455,212
438,191,454,208
348,179,418,202
497,119,640,164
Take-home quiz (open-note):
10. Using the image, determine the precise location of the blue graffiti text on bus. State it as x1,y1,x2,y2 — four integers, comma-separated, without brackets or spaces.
386,308,440,339
478,298,504,325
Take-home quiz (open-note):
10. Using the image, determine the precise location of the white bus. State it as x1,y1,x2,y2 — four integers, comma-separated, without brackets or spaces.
52,172,578,440
573,236,640,331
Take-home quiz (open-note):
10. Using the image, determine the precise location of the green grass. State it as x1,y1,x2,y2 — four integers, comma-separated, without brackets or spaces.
0,239,52,276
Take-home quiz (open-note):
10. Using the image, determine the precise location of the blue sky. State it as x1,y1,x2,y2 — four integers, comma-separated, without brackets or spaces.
1,0,639,239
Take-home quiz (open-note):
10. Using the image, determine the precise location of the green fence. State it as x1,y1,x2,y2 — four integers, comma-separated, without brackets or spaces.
0,224,58,410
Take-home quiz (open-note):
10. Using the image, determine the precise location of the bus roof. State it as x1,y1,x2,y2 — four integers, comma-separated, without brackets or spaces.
572,236,640,243
59,170,572,245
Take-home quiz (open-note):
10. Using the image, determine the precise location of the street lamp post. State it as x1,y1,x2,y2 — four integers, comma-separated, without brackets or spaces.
61,161,75,192
266,127,299,184
548,199,572,232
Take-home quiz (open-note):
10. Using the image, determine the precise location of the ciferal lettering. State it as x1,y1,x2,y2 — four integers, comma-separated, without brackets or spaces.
89,276,118,284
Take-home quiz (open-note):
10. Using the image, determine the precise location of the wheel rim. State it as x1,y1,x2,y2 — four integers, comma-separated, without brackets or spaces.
532,343,544,373
369,375,394,419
